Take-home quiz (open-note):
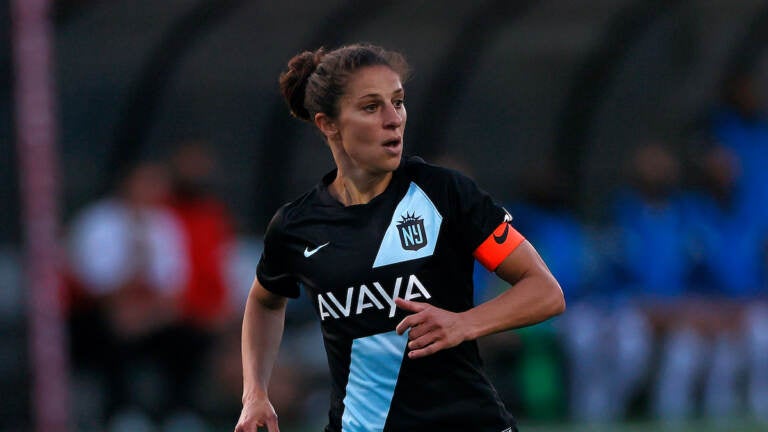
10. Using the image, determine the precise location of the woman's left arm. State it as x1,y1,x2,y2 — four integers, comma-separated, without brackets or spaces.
396,240,565,359
465,240,565,337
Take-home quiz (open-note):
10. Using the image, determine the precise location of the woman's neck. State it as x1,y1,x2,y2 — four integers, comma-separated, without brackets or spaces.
326,138,396,206
330,168,392,206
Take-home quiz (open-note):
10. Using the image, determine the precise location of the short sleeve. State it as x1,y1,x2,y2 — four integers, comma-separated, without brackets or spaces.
447,169,524,271
255,210,301,298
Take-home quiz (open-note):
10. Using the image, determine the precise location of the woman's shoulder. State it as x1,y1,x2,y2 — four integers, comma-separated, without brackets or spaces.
399,156,491,214
401,155,469,184
265,187,322,234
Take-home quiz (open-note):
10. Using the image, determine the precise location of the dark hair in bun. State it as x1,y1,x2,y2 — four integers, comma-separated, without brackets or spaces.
279,43,410,123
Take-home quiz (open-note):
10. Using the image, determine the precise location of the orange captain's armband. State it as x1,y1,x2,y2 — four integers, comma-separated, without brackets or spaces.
473,220,525,271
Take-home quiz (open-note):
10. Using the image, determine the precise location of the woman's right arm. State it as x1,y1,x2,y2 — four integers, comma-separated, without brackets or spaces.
235,277,287,432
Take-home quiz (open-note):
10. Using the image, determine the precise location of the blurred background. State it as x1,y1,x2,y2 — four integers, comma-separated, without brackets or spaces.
2,0,768,431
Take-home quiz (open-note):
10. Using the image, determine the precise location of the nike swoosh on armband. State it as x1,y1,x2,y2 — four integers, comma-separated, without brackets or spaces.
493,223,510,244
473,220,524,271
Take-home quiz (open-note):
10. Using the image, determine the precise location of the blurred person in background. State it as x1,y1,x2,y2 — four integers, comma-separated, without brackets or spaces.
66,161,194,431
709,68,768,424
607,142,695,421
711,70,768,221
235,43,564,432
164,140,241,426
167,140,236,330
510,157,599,308
682,143,768,421
504,158,613,422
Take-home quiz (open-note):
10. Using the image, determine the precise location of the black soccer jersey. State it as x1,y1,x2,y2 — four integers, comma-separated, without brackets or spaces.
257,156,521,432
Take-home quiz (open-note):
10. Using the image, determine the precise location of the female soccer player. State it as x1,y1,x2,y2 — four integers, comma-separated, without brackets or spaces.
235,44,565,432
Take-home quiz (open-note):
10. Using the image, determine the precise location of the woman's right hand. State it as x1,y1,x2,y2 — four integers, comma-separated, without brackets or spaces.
234,398,280,432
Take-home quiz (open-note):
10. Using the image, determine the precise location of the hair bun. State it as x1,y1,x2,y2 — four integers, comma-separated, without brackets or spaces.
279,48,325,121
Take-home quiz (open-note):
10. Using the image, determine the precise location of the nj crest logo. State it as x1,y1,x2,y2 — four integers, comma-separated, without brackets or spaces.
397,212,426,251
372,182,442,268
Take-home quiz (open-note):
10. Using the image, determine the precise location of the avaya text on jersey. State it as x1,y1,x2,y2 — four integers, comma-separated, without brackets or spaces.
317,274,431,320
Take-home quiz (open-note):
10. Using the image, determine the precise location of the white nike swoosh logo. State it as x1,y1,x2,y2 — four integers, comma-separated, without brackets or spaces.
303,242,330,257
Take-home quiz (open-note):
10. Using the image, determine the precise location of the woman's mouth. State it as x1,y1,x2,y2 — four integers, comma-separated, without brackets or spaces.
383,137,402,148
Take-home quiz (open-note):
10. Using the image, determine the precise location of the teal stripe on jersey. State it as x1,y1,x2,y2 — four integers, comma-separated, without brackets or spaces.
342,330,409,431
373,182,442,268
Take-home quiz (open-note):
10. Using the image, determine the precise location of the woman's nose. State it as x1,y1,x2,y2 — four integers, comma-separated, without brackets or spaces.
383,104,402,128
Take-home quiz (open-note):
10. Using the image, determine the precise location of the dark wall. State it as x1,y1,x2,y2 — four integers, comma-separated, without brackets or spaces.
2,0,767,244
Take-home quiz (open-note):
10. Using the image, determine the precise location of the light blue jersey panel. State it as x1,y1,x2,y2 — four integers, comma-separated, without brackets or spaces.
373,182,442,268
342,330,409,432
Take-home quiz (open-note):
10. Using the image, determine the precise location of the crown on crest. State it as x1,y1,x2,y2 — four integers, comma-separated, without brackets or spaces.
398,212,423,224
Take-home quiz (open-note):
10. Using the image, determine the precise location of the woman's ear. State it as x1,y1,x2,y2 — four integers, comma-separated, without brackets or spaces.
315,113,338,140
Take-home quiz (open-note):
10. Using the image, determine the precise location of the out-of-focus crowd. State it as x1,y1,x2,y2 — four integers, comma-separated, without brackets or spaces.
477,70,768,425
63,141,258,431
56,70,768,431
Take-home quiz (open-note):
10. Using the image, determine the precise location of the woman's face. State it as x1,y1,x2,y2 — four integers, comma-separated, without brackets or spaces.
332,65,406,175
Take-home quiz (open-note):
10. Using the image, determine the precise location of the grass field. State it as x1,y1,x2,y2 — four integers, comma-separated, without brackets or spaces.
524,419,767,432
273,418,768,432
